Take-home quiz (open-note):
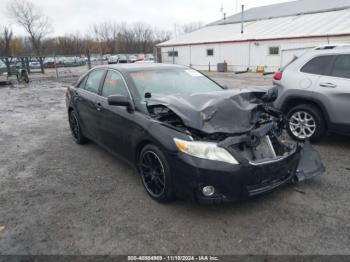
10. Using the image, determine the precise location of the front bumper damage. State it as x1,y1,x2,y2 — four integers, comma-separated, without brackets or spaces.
295,140,325,182
168,140,324,204
147,88,325,203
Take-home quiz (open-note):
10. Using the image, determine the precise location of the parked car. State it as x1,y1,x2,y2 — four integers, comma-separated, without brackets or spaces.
108,55,119,64
66,64,324,203
29,61,41,69
56,57,67,67
44,57,56,68
128,55,137,63
90,56,98,62
118,55,128,63
103,54,111,61
0,61,7,74
79,57,86,66
0,61,8,82
145,54,154,60
64,57,81,67
136,54,145,62
273,44,350,141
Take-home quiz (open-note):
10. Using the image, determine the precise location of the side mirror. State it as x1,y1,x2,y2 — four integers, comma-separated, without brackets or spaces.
107,95,132,108
222,85,228,90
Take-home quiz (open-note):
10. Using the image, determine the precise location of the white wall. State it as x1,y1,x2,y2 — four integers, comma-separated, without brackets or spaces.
160,35,350,72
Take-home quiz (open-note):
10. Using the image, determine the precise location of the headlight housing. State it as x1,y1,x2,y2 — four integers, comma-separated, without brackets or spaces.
174,138,239,165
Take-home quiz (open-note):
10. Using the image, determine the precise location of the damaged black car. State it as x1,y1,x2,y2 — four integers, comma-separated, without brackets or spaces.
66,64,325,204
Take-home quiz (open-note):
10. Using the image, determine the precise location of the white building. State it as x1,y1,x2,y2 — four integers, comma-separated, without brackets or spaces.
157,0,350,72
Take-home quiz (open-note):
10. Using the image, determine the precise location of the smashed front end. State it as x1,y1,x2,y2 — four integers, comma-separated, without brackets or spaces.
147,89,325,203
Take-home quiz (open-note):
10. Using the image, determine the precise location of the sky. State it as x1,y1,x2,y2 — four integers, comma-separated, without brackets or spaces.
2,0,294,36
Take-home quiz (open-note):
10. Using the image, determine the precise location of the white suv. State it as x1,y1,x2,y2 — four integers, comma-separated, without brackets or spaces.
273,44,350,141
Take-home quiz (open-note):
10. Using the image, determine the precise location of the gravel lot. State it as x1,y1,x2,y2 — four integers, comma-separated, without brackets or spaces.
0,69,349,255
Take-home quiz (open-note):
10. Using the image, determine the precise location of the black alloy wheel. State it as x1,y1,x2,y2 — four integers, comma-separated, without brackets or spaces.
139,145,175,202
69,111,88,144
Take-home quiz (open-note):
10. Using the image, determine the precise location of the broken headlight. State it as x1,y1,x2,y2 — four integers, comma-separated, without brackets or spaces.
174,138,239,165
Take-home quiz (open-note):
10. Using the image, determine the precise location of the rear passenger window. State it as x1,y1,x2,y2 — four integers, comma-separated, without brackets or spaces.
331,55,350,79
102,71,129,97
301,55,334,75
85,69,105,94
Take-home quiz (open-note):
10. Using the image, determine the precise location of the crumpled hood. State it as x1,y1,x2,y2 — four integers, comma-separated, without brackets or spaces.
147,89,268,134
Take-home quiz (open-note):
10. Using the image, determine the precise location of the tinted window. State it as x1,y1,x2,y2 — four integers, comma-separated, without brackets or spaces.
332,55,350,79
85,69,105,94
301,55,334,75
102,71,129,97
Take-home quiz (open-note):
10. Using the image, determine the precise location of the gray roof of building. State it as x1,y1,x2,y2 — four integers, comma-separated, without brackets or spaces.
209,0,350,26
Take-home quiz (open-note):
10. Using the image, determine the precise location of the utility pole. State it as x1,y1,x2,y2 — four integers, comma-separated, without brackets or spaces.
220,1,225,19
172,48,175,64
241,5,245,34
54,54,59,79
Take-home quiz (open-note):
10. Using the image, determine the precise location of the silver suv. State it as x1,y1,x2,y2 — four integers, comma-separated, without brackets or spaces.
273,44,350,141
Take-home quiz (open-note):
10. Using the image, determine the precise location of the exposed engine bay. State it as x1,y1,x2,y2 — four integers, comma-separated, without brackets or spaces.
147,88,297,164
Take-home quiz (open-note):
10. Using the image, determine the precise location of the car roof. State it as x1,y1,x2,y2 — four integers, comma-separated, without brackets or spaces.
314,44,350,50
304,44,350,56
94,63,188,72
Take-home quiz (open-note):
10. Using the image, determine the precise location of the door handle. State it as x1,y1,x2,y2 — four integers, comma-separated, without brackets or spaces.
319,83,337,88
96,102,102,111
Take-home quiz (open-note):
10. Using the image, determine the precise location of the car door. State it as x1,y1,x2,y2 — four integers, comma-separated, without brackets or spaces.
75,68,106,142
96,69,136,160
314,54,350,127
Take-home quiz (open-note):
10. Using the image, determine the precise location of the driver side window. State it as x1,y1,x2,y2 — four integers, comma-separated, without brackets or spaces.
102,71,129,97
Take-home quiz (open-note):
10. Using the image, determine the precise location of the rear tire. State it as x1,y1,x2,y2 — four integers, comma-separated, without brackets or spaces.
286,104,326,142
68,110,88,144
138,144,175,203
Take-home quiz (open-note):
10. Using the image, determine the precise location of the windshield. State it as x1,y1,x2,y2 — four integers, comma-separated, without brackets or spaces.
130,69,223,97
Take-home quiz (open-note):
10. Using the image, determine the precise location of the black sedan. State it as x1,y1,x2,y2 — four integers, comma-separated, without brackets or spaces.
66,64,325,204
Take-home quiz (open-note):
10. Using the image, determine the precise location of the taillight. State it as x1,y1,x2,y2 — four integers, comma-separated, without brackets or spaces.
273,71,283,80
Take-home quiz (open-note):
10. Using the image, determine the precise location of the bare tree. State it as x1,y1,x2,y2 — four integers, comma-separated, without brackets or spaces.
7,0,51,72
132,23,153,53
3,26,13,57
0,27,4,56
0,25,14,74
91,22,120,55
181,21,204,34
153,29,172,43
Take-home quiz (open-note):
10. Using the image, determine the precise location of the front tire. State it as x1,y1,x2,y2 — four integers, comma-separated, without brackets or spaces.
68,111,88,144
138,144,175,203
286,104,326,141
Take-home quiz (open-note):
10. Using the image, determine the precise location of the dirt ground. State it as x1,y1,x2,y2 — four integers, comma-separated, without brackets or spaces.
0,68,349,255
